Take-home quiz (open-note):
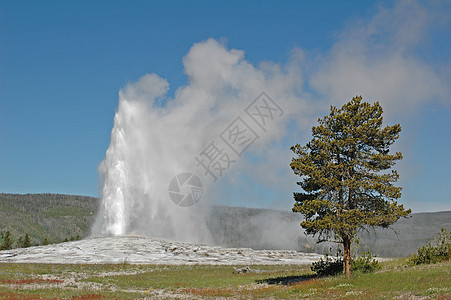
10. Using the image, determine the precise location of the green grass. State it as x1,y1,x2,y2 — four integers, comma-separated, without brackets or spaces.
285,260,450,299
0,260,449,299
84,264,310,290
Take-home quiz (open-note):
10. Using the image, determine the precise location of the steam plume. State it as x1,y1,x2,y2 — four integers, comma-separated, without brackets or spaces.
92,39,306,243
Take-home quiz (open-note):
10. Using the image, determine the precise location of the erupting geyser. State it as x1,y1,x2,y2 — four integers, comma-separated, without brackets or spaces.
98,101,132,236
91,39,304,244
91,75,215,242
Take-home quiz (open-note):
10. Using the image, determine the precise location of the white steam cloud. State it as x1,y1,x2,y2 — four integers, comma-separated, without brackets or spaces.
92,39,308,243
310,0,449,114
92,0,449,245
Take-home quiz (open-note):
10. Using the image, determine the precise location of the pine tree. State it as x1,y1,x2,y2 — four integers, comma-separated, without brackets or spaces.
23,233,31,248
290,96,411,277
0,231,13,250
17,233,31,248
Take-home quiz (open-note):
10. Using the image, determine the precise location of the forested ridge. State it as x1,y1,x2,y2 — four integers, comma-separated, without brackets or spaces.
0,193,97,246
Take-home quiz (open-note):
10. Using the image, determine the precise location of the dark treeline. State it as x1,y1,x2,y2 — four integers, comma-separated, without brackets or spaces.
0,231,31,249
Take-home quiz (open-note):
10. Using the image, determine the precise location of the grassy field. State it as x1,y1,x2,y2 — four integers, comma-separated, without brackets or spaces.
0,259,449,299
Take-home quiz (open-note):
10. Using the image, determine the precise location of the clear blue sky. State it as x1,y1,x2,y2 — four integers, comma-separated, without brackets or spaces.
0,0,450,212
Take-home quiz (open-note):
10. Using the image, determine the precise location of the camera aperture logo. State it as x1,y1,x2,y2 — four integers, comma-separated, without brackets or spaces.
168,173,203,207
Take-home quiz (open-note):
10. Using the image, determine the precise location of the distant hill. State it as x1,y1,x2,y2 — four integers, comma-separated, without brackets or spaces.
206,206,451,257
0,193,97,245
1,193,450,257
357,211,451,256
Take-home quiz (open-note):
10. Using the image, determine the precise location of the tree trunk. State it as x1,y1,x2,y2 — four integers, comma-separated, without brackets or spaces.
343,237,351,278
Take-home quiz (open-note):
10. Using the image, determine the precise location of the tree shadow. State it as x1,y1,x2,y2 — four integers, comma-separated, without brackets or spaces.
257,274,316,285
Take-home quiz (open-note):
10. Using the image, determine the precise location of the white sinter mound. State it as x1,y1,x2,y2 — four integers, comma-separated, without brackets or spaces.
0,236,323,265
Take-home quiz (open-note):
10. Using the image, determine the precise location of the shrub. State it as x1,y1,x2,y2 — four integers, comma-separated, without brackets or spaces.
311,251,381,276
351,251,381,273
408,228,450,265
311,254,344,276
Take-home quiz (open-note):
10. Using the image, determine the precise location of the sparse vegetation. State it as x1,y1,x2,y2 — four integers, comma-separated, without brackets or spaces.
408,228,450,265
